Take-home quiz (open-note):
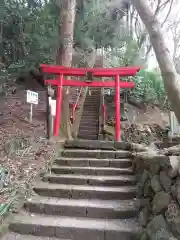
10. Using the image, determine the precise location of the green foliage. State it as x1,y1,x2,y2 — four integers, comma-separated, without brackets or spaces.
133,70,165,104
0,0,166,107
75,0,126,49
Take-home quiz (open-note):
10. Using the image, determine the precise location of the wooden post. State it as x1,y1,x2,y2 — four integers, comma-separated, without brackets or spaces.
29,104,33,123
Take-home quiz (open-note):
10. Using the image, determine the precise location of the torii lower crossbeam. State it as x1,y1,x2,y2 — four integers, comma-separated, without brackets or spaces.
41,64,140,141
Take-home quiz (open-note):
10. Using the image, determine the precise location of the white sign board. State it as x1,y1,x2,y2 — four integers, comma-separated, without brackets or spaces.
27,90,38,105
48,97,56,116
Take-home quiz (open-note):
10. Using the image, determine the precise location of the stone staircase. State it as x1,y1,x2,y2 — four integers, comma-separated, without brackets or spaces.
78,88,101,140
3,140,140,240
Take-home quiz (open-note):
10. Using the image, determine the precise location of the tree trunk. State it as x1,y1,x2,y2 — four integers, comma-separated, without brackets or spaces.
56,0,76,139
71,47,97,138
132,0,180,124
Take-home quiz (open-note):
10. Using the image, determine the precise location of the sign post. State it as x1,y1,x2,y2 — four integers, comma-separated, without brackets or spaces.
26,90,39,123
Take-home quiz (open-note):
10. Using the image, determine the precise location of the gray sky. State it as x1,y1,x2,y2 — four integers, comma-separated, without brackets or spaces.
148,0,180,69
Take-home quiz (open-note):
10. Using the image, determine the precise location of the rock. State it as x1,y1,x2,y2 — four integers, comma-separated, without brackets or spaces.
160,171,172,192
139,206,149,227
135,198,151,211
159,156,171,170
151,175,162,193
136,182,144,198
142,170,150,185
168,168,178,179
171,184,176,197
149,161,161,174
171,178,180,204
147,215,177,240
165,201,180,238
165,201,180,222
144,180,153,198
136,170,151,198
152,191,171,214
168,156,179,178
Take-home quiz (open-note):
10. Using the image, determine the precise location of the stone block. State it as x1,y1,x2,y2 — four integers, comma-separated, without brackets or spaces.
152,191,171,214
114,142,131,150
160,171,172,192
151,175,162,193
147,215,177,240
138,207,149,227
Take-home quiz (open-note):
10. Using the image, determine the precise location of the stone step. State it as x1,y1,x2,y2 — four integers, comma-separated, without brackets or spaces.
78,128,99,134
78,129,99,135
24,196,137,219
43,173,136,186
78,135,98,140
55,157,132,168
51,165,133,176
80,111,99,115
83,104,100,108
85,96,100,99
80,114,99,118
61,149,130,159
80,117,99,122
9,213,140,240
78,125,98,130
82,107,99,111
78,125,98,129
81,113,98,116
85,97,100,100
79,121,99,127
81,112,99,116
64,140,130,151
2,233,63,240
34,182,136,200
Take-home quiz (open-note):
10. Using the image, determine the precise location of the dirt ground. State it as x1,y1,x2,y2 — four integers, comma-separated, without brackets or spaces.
105,103,170,144
125,103,169,127
0,87,60,226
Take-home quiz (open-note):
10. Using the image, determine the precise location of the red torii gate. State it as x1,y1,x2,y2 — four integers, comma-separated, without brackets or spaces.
40,64,140,141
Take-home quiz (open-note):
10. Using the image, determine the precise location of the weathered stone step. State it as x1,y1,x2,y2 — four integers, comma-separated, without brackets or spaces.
43,173,135,186
51,165,133,176
79,121,99,127
61,149,130,159
80,112,99,116
80,116,99,120
78,135,98,140
64,140,130,151
25,196,137,219
78,129,99,135
79,118,99,122
82,108,99,111
83,104,100,108
79,124,98,129
55,157,132,168
34,182,136,199
10,213,140,240
78,129,99,134
2,233,63,240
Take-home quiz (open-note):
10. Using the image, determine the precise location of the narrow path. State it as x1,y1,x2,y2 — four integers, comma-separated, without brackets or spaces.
78,88,101,140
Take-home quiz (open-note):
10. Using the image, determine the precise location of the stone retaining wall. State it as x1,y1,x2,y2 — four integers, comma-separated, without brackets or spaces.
134,152,180,240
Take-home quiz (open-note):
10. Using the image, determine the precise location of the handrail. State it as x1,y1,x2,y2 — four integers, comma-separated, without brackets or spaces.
72,86,84,121
102,104,107,122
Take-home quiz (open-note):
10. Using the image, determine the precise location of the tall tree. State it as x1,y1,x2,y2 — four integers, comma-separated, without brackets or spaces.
132,0,180,123
56,0,76,139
